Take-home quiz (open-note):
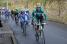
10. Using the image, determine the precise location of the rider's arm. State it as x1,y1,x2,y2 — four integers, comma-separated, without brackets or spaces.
41,9,48,21
32,11,34,19
41,7,48,21
43,13,48,21
31,11,35,24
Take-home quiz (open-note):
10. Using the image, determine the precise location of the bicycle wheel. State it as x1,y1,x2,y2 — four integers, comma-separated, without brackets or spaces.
35,32,39,41
15,18,18,25
35,24,40,41
23,23,26,36
42,30,45,44
20,22,24,32
5,16,8,23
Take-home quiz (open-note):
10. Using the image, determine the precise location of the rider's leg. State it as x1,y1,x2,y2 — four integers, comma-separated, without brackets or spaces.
20,22,23,28
20,22,24,32
35,25,39,41
40,16,44,29
31,18,34,25
35,31,39,41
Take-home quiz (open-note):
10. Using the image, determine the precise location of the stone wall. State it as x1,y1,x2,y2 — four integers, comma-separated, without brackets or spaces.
45,0,67,24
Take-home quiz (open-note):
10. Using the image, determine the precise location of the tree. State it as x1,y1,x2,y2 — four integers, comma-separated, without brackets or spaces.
46,0,64,16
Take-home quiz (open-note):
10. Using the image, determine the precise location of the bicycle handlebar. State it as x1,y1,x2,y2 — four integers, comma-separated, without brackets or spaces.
42,23,46,25
36,22,46,26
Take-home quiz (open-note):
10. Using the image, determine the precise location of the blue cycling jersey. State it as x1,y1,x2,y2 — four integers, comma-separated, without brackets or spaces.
19,11,29,22
4,10,10,16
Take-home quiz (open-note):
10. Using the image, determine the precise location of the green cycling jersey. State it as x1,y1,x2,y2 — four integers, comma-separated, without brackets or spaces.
32,7,48,23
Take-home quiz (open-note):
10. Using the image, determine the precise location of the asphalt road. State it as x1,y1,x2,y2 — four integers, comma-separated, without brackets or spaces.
1,15,67,44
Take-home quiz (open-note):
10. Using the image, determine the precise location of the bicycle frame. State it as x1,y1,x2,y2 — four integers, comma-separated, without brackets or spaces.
21,21,27,36
15,16,19,24
35,20,46,44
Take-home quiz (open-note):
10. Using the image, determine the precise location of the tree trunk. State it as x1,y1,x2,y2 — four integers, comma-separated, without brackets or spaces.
58,1,61,16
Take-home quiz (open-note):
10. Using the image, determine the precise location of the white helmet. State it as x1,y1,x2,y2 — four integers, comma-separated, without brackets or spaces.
23,8,29,12
36,3,41,7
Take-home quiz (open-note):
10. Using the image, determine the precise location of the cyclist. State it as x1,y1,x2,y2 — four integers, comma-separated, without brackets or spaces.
24,8,30,24
14,9,19,24
11,9,14,20
19,11,25,28
4,8,10,20
19,9,30,33
32,3,48,35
